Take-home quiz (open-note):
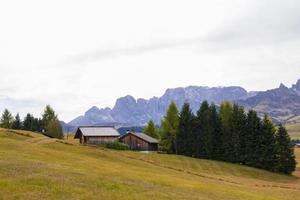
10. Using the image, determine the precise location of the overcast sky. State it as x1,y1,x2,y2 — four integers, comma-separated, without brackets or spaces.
0,0,300,122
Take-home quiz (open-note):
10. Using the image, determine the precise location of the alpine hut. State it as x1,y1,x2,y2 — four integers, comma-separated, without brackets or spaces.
74,126,120,145
119,132,158,151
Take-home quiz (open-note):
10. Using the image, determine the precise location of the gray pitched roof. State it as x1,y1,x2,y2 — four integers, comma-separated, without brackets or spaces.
121,132,158,143
75,126,120,137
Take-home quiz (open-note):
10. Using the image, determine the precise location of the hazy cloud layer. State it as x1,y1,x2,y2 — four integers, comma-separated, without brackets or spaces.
60,38,203,65
0,0,299,121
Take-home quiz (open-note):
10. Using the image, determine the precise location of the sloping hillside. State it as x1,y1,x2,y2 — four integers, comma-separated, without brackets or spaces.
0,128,300,200
286,119,300,139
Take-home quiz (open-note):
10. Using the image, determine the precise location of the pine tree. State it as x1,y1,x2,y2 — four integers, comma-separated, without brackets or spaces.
159,101,179,153
31,117,43,132
210,104,222,160
219,102,233,161
230,104,247,163
195,101,214,158
23,113,34,131
177,102,195,156
42,105,57,129
41,105,63,138
22,114,42,132
31,118,38,132
12,113,22,129
0,109,14,129
144,120,159,139
259,115,278,171
245,110,262,167
275,125,296,174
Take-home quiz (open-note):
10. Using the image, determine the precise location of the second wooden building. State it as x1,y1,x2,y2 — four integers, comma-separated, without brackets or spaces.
119,132,158,151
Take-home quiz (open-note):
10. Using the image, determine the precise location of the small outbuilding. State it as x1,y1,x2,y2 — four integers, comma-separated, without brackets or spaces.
119,132,158,151
74,126,120,145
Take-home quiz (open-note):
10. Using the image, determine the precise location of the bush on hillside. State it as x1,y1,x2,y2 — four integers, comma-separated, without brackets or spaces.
105,142,129,150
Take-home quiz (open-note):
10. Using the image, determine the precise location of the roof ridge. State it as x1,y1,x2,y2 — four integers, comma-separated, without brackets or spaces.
122,131,158,143
79,125,115,128
76,126,120,137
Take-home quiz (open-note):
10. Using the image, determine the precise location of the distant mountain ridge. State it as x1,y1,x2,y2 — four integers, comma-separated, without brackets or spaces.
238,81,300,123
68,86,250,127
67,79,300,129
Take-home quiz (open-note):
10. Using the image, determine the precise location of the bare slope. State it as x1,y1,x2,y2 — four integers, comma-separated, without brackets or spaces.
0,128,300,200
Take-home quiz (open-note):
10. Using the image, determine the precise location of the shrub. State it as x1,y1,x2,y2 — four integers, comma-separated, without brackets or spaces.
104,142,129,150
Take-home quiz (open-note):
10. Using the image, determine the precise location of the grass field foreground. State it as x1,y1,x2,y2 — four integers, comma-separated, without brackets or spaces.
0,128,300,200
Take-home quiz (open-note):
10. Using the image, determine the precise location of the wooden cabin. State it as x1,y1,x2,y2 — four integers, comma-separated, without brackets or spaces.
74,126,120,145
119,132,158,151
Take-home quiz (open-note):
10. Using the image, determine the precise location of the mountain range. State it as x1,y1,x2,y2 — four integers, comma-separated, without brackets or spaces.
65,79,300,131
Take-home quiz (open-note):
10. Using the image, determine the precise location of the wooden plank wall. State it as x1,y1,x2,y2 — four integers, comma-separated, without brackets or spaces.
83,136,118,144
120,134,150,151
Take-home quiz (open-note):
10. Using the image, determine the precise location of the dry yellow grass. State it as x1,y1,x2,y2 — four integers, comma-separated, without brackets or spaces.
0,128,300,200
286,120,300,140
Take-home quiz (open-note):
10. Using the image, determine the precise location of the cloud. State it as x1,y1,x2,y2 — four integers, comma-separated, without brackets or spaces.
59,37,204,66
205,0,300,47
58,0,300,66
1,0,300,122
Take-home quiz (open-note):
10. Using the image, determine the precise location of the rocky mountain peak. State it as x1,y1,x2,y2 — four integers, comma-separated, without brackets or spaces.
85,106,100,115
279,83,288,90
292,79,300,91
113,95,136,109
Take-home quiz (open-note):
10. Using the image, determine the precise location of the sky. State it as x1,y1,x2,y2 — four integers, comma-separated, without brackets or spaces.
0,0,300,122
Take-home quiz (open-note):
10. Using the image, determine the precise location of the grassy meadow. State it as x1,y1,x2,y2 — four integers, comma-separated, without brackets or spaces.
286,120,300,140
0,128,300,200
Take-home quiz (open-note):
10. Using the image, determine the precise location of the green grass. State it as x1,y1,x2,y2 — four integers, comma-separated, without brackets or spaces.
286,120,300,140
1,128,300,200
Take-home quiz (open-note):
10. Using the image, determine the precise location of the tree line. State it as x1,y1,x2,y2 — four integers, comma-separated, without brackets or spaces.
144,101,296,174
0,105,63,139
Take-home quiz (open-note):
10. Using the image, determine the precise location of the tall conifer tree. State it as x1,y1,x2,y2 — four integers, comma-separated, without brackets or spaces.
231,104,247,163
275,125,296,174
42,105,57,129
0,109,14,129
144,120,159,139
41,105,63,138
177,102,195,156
245,110,261,167
210,104,222,160
219,102,233,161
159,101,179,153
12,113,22,129
260,115,278,171
195,101,214,158
23,113,34,131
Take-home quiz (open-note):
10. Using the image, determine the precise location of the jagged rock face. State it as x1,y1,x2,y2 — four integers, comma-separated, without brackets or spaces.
111,95,147,125
68,86,249,126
